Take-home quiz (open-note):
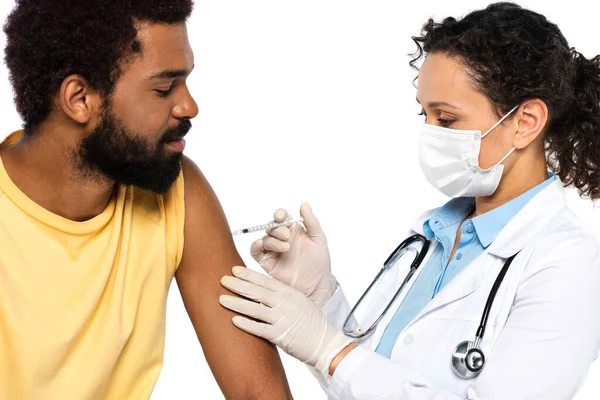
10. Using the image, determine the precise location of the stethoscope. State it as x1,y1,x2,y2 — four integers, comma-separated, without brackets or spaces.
342,233,518,379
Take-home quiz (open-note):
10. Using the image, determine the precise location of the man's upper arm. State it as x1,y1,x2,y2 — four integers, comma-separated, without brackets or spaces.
175,156,292,399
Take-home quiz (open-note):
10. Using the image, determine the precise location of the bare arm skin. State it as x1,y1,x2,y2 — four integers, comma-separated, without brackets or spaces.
175,156,293,399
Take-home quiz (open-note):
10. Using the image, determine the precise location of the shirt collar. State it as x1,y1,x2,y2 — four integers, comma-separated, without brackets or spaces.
472,173,556,248
422,172,556,246
422,197,474,241
412,178,566,257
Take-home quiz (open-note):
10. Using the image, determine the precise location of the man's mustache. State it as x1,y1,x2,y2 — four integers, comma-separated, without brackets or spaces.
162,119,192,143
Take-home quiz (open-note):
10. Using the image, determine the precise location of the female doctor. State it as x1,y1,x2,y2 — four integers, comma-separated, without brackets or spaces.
219,3,600,399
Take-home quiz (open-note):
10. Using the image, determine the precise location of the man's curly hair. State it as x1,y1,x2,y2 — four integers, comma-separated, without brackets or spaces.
3,0,194,132
410,2,600,200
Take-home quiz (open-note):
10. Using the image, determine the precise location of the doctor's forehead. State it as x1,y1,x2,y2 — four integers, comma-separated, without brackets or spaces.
416,53,486,109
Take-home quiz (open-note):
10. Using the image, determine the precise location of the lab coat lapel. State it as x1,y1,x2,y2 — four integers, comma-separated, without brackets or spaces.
486,179,567,258
401,179,567,332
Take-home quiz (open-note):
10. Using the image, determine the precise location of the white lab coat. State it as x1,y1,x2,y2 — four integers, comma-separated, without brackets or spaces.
313,179,600,399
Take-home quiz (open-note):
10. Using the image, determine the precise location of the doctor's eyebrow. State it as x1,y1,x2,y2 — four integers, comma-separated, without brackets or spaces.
415,98,461,110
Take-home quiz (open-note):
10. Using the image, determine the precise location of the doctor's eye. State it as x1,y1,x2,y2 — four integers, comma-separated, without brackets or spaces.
437,118,452,127
418,110,427,120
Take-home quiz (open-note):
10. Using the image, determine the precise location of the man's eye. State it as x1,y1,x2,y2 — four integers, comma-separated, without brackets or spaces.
155,88,172,97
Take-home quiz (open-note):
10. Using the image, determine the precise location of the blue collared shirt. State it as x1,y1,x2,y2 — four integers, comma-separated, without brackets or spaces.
375,173,556,357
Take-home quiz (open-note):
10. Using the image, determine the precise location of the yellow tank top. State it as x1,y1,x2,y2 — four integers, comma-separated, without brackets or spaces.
0,131,185,399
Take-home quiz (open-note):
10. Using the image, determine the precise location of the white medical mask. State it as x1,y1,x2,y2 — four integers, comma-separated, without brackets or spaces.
418,104,519,198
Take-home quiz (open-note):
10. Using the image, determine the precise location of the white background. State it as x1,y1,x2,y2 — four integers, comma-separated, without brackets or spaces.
1,1,599,398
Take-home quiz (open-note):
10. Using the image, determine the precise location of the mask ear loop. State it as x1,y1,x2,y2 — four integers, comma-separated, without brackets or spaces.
481,104,520,139
481,104,520,167
496,147,516,165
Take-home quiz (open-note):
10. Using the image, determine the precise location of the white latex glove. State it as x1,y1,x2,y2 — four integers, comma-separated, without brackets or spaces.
250,203,337,307
220,266,354,380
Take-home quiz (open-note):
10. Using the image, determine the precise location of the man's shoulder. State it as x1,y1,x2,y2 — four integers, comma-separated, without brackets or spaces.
179,155,215,218
0,130,23,149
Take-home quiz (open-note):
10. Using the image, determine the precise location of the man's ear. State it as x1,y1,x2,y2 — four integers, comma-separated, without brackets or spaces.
58,74,102,124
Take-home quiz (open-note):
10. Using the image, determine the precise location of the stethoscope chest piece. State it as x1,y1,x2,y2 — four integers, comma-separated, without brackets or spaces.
451,340,486,379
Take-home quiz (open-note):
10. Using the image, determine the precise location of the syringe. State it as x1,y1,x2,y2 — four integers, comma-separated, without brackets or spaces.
232,218,304,236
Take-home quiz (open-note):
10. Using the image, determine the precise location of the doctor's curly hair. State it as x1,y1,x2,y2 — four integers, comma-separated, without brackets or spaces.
3,0,194,132
410,2,600,200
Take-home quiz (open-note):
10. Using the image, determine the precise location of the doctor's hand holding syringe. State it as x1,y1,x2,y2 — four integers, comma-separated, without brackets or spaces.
220,204,355,380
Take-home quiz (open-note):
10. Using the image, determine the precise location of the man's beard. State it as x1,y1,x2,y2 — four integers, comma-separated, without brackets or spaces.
77,108,191,194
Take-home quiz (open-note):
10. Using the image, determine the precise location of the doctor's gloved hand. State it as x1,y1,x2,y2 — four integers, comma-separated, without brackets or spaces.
220,266,354,380
250,203,337,308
